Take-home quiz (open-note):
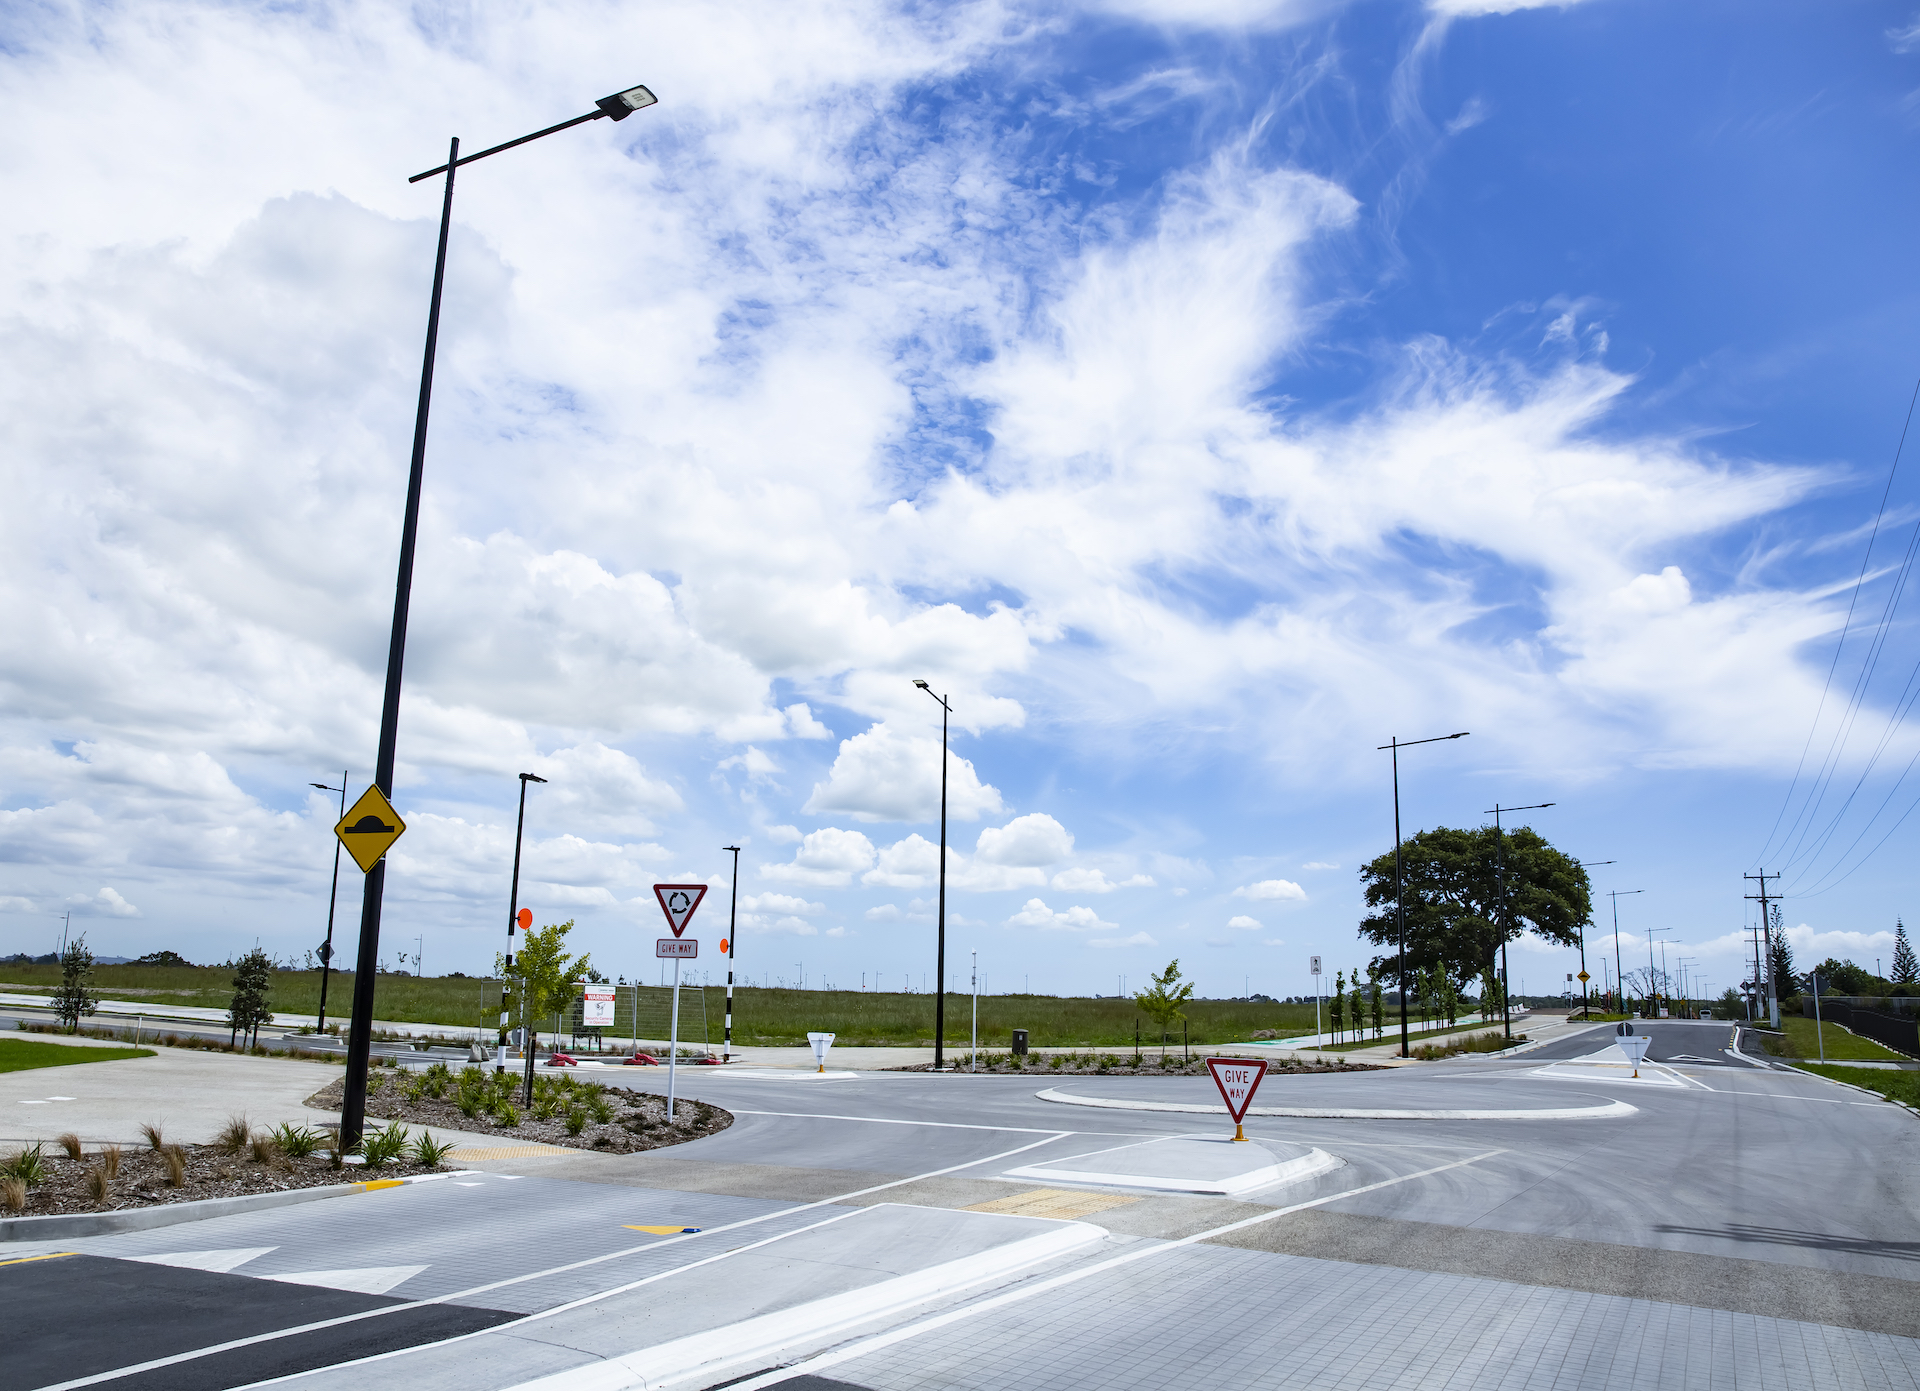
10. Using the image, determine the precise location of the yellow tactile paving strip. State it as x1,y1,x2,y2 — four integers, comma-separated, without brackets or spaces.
445,1144,577,1161
965,1188,1140,1220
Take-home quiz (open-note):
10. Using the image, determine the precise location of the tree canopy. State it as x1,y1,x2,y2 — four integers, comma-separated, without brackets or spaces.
1357,825,1591,987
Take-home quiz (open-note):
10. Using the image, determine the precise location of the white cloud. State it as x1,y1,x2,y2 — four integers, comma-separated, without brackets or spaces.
738,892,824,916
863,833,941,889
1301,861,1338,871
783,704,832,739
1428,0,1596,15
864,903,902,922
825,925,850,938
717,747,781,780
1227,914,1262,930
975,813,1074,866
804,723,1006,823
1233,880,1308,902
758,828,876,888
1005,898,1118,932
1090,931,1158,949
1049,867,1156,893
765,825,804,844
68,886,142,918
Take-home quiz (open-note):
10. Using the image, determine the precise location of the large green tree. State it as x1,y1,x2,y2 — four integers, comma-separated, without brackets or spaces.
1357,825,1591,990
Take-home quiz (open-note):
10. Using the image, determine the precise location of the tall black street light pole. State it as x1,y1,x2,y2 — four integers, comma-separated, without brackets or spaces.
1377,732,1470,1058
502,772,546,1091
722,845,741,1062
1485,802,1554,1041
1573,860,1613,1019
337,82,659,1148
1608,888,1643,1016
310,773,349,1036
914,680,952,1071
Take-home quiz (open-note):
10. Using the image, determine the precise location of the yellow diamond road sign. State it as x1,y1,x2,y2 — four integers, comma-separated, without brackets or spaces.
1577,970,1591,982
335,784,406,873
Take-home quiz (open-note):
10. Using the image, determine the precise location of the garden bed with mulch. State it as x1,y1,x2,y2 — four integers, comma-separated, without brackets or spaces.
1,1124,442,1218
303,1063,732,1155
890,1051,1385,1075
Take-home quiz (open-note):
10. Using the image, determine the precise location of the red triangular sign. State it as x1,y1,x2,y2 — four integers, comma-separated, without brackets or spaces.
653,883,708,938
1206,1057,1268,1122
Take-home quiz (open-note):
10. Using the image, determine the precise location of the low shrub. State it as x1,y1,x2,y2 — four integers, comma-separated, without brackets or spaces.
362,1124,408,1167
408,1131,453,1167
3,1143,48,1187
272,1123,321,1158
217,1115,252,1153
100,1144,121,1179
56,1132,83,1161
85,1165,110,1205
162,1144,187,1187
139,1122,164,1151
248,1132,280,1165
0,1176,24,1212
490,1102,521,1128
587,1094,615,1124
564,1107,587,1136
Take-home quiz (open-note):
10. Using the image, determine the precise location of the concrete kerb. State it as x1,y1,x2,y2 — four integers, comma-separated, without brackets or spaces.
1780,1060,1920,1119
0,1169,479,1242
1032,1086,1639,1121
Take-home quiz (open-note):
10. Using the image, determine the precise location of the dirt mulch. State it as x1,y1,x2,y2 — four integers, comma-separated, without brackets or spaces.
1,1139,441,1218
303,1073,733,1155
890,1054,1385,1076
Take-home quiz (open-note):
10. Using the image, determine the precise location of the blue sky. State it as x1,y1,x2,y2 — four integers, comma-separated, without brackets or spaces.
5,0,1920,1004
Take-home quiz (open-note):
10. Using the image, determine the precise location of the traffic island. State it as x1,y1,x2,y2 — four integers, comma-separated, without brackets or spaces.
303,1068,733,1154
1003,1134,1342,1196
891,1051,1384,1075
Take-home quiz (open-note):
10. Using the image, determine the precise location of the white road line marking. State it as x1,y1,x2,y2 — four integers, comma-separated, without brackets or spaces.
713,1149,1510,1391
732,1109,1064,1133
32,1131,1073,1391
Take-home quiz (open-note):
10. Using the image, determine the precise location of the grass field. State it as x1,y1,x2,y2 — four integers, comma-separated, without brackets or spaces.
0,964,1321,1046
1763,1017,1907,1062
0,1037,155,1072
1798,1063,1920,1108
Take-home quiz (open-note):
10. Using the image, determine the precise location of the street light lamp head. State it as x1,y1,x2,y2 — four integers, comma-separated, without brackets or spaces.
310,783,330,790
1449,732,1469,739
520,773,548,784
913,679,929,689
595,84,658,120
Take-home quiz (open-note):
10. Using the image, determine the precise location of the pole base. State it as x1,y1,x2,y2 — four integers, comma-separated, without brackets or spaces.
1232,1123,1247,1142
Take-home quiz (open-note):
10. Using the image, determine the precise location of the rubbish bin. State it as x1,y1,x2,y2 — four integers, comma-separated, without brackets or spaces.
1011,1029,1029,1056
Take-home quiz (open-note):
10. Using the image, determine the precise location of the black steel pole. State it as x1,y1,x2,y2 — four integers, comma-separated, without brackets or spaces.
935,696,949,1071
317,772,346,1036
1391,738,1409,1059
339,136,458,1150
1494,807,1511,1041
501,773,540,1076
723,845,740,1062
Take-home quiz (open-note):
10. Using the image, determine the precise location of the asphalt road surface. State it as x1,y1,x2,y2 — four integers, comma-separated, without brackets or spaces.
7,1033,1917,1391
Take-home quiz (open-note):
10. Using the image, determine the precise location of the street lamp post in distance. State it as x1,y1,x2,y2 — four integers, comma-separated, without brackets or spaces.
337,82,660,1149
1485,802,1555,1041
310,773,349,1036
503,773,546,1094
1573,860,1614,1019
914,679,952,1071
1608,889,1644,1017
722,845,741,1062
1377,731,1470,1058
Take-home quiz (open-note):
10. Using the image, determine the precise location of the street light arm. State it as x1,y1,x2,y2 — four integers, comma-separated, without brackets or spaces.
1376,732,1470,750
408,85,658,183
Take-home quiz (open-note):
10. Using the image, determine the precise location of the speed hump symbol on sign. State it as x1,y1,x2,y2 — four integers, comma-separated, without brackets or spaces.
334,784,406,874
653,883,708,937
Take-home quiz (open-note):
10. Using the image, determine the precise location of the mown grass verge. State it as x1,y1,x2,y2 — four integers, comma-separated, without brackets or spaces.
0,1037,154,1072
1797,1063,1920,1109
1762,1016,1906,1063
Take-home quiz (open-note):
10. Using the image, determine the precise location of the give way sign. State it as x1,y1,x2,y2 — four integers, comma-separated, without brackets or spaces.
1206,1057,1269,1141
653,884,708,937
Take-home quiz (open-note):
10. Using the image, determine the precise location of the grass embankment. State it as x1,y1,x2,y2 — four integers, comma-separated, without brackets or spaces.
1761,1017,1907,1063
1798,1064,1920,1109
0,1037,154,1072
1310,1018,1501,1052
0,964,1320,1047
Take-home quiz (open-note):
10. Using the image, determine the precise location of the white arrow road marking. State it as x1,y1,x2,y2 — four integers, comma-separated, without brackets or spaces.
264,1266,428,1296
127,1248,277,1274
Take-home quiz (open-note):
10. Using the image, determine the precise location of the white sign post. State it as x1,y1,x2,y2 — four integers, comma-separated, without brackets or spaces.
653,884,709,1118
808,1031,836,1073
1310,956,1323,1045
1206,1057,1269,1141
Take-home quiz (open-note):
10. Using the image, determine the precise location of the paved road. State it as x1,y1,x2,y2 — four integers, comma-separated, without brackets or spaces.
6,1047,1917,1391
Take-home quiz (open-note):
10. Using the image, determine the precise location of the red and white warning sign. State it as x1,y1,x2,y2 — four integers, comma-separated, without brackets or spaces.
652,883,708,937
1206,1057,1269,1140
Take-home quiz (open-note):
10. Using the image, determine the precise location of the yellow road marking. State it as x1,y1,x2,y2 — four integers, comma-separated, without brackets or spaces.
0,1251,78,1267
445,1145,575,1162
356,1179,405,1192
966,1188,1140,1220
